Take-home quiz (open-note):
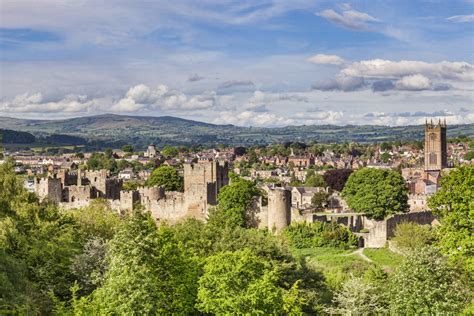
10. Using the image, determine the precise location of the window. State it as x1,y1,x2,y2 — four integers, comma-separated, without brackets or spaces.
429,152,437,165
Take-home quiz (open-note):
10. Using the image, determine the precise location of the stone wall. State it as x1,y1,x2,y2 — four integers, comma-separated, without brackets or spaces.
362,211,437,248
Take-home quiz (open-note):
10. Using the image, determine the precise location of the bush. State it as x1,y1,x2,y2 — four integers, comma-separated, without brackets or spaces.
283,222,358,249
391,222,435,253
390,247,469,314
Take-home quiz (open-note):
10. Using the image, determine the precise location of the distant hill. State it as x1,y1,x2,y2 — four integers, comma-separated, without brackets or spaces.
1,114,473,149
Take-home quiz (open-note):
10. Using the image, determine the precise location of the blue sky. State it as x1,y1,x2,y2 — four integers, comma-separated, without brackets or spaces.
0,0,473,126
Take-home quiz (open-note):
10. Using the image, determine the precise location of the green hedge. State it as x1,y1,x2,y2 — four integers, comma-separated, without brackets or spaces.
283,222,358,249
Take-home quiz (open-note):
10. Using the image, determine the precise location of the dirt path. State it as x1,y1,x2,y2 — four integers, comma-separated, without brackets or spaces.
348,248,373,263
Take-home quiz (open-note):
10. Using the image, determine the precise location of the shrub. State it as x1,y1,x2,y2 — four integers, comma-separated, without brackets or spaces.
391,222,435,253
283,222,358,249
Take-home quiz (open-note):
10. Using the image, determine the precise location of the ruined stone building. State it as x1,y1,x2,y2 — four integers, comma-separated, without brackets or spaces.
35,160,230,223
35,169,123,208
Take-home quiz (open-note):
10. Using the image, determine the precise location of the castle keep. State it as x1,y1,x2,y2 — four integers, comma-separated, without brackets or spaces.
35,160,230,222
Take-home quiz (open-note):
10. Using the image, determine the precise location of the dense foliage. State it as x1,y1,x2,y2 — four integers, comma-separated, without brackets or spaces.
146,165,183,191
197,249,304,314
323,169,352,192
283,222,358,249
389,247,468,314
391,222,435,253
1,160,472,315
342,168,408,219
428,164,474,274
0,160,112,313
215,177,261,227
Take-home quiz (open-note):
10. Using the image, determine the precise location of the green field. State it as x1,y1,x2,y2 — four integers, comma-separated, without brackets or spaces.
293,247,404,290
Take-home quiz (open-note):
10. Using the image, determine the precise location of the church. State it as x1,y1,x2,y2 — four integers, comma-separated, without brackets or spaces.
403,119,449,197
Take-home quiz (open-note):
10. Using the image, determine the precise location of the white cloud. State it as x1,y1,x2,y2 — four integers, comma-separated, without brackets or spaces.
246,90,308,106
293,110,345,124
111,84,217,112
447,14,474,23
0,92,98,113
307,54,345,65
341,59,474,81
312,75,366,91
316,8,379,31
214,110,294,127
395,74,431,91
313,58,474,93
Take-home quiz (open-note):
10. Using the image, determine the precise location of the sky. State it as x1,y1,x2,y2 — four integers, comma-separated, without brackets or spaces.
0,0,473,127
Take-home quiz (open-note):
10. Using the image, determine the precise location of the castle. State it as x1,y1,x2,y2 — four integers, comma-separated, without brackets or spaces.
35,161,233,222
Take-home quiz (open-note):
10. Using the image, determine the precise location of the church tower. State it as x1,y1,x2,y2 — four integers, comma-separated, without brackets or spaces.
424,119,447,171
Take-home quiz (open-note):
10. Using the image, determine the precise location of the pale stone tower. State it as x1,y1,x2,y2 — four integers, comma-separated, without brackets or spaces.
424,119,447,171
267,187,291,233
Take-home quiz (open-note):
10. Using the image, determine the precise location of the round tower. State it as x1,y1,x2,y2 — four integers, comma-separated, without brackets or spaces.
267,188,291,233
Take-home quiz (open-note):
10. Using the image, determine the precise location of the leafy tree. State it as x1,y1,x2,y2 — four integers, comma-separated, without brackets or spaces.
380,142,392,151
196,248,304,315
391,222,435,253
161,146,179,157
215,177,260,227
305,173,326,187
283,222,358,249
1,161,85,309
69,199,121,240
122,180,140,191
146,165,183,191
323,169,353,192
380,152,391,163
465,150,474,161
342,168,408,220
311,191,330,210
390,247,468,314
82,212,199,314
71,237,108,295
121,144,133,153
86,152,117,172
428,164,474,273
326,277,388,315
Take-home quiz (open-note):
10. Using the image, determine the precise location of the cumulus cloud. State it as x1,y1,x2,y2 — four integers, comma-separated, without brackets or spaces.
395,74,431,91
316,8,379,31
341,59,473,81
312,75,366,92
1,83,218,115
314,58,472,93
365,110,455,118
307,54,345,65
214,110,294,127
0,92,98,113
447,14,474,23
112,84,217,112
293,110,345,124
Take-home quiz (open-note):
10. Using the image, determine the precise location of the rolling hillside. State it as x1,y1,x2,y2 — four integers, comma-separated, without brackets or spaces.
1,114,473,148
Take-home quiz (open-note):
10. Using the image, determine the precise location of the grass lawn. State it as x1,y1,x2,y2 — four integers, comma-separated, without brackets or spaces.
292,247,405,290
363,248,404,272
293,247,372,290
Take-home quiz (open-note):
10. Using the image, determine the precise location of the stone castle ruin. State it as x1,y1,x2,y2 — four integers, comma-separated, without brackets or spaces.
35,161,230,222
35,159,437,247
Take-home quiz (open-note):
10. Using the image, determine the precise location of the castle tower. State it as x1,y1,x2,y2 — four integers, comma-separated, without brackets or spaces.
424,119,447,171
267,187,291,233
183,160,229,206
